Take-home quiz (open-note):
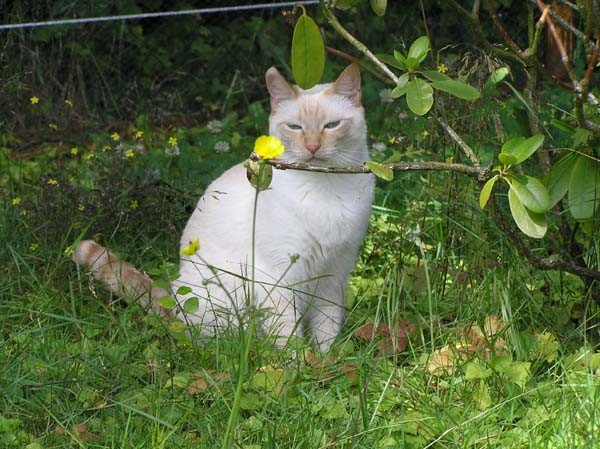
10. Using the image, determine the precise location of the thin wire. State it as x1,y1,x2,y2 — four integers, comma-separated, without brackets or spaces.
0,1,320,31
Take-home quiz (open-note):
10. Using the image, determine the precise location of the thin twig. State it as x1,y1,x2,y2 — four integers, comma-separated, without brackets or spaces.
483,0,523,55
250,153,489,181
436,117,481,167
325,46,392,84
320,2,399,83
535,0,581,91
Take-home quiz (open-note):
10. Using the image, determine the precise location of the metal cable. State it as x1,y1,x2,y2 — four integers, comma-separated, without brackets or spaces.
0,1,320,31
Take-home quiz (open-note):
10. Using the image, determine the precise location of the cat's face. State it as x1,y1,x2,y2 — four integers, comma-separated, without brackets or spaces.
266,64,368,166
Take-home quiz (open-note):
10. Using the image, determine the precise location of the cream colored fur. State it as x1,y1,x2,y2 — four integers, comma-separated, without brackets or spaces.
74,64,374,352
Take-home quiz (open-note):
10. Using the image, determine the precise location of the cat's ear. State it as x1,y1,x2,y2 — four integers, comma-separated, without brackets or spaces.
266,67,297,110
331,64,362,106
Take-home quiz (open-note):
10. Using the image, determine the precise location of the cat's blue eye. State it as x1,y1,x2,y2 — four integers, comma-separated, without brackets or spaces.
323,120,341,129
287,123,302,130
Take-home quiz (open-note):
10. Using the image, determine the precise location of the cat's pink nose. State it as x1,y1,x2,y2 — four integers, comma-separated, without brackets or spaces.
305,143,321,154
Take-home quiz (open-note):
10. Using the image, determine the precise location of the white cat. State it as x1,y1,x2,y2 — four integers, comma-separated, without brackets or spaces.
74,64,374,352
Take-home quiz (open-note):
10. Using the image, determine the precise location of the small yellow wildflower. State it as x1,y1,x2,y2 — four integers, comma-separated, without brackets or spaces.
64,245,74,256
49,123,58,131
124,149,135,158
421,130,430,138
181,239,200,256
21,209,29,217
389,136,397,144
168,136,178,146
135,130,144,139
65,99,73,107
78,204,85,211
102,145,111,152
437,63,448,74
29,243,39,251
83,152,95,161
130,199,139,210
12,197,22,206
70,147,79,155
254,135,285,159
30,96,39,105
111,132,120,142
47,178,58,186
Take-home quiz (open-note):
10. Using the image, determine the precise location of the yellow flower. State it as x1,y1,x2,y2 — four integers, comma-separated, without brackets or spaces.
181,239,200,256
49,123,58,131
421,130,430,138
130,199,138,210
65,99,73,107
70,147,79,155
124,149,135,158
135,130,144,139
168,136,178,146
64,245,74,256
254,135,285,159
389,136,397,144
111,132,120,142
78,204,85,211
29,243,39,251
47,178,58,186
101,145,110,152
30,96,39,105
83,152,95,161
21,209,29,217
12,197,21,206
437,63,448,74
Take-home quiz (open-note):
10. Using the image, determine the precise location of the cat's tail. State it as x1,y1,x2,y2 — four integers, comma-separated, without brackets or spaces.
72,240,172,317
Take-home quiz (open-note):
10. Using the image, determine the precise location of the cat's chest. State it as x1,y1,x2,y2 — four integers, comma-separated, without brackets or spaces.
260,171,373,255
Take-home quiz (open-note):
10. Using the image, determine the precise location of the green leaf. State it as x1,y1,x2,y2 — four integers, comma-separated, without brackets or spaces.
291,14,324,89
508,187,547,238
504,361,531,388
404,56,420,71
490,355,512,373
500,135,544,165
406,78,434,116
431,79,481,100
568,155,600,220
507,175,550,214
464,362,492,380
473,380,492,410
369,0,387,16
158,295,177,309
252,367,286,395
377,53,406,70
421,70,451,82
366,161,394,181
544,152,577,208
479,175,499,209
246,159,273,191
572,127,592,147
488,67,510,84
498,153,518,165
183,297,199,314
550,119,575,135
391,73,410,98
393,50,407,69
176,285,192,295
407,35,430,62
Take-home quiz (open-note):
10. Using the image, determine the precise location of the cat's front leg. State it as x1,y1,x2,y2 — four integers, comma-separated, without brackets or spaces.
258,287,304,348
305,280,346,352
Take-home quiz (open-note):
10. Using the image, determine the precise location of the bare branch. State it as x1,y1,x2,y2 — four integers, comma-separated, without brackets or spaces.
250,153,490,181
436,116,481,166
320,2,399,83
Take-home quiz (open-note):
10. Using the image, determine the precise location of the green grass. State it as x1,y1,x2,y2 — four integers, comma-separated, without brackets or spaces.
1,120,599,449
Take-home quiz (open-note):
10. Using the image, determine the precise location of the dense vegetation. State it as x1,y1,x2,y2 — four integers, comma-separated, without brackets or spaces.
1,1,599,448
